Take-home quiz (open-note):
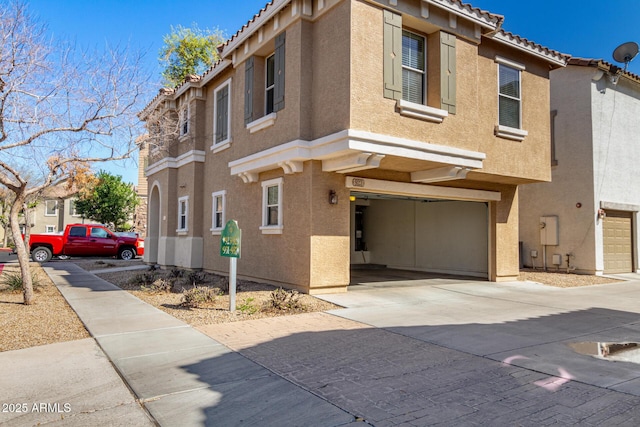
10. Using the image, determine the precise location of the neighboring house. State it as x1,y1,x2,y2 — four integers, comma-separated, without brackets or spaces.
18,185,100,235
519,58,640,275
140,0,568,294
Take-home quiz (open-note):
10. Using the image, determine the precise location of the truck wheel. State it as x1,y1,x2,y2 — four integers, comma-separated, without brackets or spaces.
32,247,53,263
118,247,135,260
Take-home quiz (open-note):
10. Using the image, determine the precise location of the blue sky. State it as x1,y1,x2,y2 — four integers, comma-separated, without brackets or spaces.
26,0,639,184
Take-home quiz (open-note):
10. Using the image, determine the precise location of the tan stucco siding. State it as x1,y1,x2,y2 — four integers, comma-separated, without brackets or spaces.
311,0,351,139
475,40,552,183
349,2,552,184
490,184,519,281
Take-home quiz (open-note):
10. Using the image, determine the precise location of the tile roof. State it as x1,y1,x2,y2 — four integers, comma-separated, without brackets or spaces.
490,29,570,67
140,0,570,115
568,57,640,82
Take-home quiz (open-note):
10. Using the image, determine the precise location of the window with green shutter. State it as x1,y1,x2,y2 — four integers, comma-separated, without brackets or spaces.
273,32,286,112
244,57,254,125
214,79,231,146
383,10,456,117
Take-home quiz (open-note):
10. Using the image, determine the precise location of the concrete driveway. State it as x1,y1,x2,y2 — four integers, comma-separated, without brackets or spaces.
319,270,640,397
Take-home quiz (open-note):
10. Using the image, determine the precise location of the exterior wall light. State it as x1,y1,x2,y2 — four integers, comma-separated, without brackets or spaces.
329,190,338,205
349,195,356,202
598,209,606,220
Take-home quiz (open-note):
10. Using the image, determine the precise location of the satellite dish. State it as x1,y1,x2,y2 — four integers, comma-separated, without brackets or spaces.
612,41,639,70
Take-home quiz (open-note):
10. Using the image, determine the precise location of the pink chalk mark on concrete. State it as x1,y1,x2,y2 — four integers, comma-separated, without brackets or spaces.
534,368,574,392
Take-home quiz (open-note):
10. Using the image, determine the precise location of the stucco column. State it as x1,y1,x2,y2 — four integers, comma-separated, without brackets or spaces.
308,163,351,294
490,184,520,282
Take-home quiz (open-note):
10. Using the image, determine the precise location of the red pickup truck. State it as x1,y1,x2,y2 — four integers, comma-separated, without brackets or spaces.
28,224,144,262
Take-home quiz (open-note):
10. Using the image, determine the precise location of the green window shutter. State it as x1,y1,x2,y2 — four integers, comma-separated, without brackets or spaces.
216,84,228,142
440,32,456,114
274,32,286,112
244,56,254,124
383,10,402,100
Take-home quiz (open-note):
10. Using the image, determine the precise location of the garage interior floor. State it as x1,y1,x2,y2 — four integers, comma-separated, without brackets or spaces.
349,265,486,287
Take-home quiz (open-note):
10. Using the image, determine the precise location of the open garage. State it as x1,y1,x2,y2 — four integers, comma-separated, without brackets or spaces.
350,194,489,278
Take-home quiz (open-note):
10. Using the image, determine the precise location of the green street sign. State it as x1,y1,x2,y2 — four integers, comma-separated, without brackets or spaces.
220,220,241,258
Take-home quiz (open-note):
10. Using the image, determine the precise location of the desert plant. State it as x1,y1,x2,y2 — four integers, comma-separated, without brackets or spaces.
169,268,184,278
186,270,207,286
1,271,41,292
237,297,258,314
181,286,220,308
141,278,172,293
269,288,305,311
128,271,157,287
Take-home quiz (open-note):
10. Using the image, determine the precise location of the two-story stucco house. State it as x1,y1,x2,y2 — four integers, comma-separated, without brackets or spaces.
520,58,640,275
140,0,568,294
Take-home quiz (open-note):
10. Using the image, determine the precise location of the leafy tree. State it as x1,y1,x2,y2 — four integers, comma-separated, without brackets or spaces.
0,1,149,304
159,24,225,87
74,171,140,232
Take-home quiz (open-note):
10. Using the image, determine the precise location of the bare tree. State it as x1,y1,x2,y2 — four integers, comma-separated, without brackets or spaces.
0,1,150,304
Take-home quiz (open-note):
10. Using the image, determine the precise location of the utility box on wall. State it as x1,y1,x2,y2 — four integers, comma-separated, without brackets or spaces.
540,216,559,246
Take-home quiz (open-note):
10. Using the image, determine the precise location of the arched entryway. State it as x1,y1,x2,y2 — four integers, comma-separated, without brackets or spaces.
145,183,161,264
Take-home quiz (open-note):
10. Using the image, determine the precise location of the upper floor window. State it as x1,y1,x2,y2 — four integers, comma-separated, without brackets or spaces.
383,11,455,121
494,57,528,141
245,32,286,132
402,30,425,105
265,54,275,115
260,178,283,234
213,79,232,150
498,64,521,129
211,190,226,234
177,196,188,233
179,104,190,136
45,200,57,216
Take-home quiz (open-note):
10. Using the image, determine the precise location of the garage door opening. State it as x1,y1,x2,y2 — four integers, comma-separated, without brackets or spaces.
349,192,489,284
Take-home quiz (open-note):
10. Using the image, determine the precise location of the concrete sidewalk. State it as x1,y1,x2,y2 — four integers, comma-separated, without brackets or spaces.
41,262,355,426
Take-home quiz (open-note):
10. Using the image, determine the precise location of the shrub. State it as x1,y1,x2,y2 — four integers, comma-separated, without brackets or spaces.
186,270,207,286
269,288,305,311
169,268,184,278
129,271,157,287
1,271,41,292
181,286,220,308
141,278,172,293
237,297,258,314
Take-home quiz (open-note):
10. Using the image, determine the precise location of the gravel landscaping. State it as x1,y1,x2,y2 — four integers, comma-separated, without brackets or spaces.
0,257,627,352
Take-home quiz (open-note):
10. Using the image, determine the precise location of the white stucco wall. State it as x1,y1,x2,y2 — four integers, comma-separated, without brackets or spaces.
519,65,640,273
591,72,640,272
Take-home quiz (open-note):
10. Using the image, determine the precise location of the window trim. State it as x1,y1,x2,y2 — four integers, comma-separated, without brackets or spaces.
260,177,283,234
210,190,226,235
212,78,232,153
401,29,426,105
179,103,190,137
495,56,528,141
177,196,189,234
265,53,275,115
44,200,57,217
